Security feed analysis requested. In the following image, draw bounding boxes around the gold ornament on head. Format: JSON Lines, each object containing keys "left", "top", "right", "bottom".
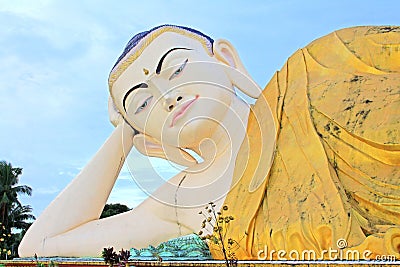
{"left": 143, "top": 68, "right": 149, "bottom": 75}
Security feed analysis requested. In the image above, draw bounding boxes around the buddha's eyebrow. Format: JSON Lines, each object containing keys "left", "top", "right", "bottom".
{"left": 123, "top": 83, "right": 148, "bottom": 111}
{"left": 156, "top": 47, "right": 192, "bottom": 74}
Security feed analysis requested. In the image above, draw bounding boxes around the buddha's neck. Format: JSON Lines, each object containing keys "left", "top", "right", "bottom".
{"left": 191, "top": 96, "right": 250, "bottom": 163}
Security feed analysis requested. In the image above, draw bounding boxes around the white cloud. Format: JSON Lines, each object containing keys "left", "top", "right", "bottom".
{"left": 0, "top": 1, "right": 112, "bottom": 50}
{"left": 0, "top": 0, "right": 51, "bottom": 19}
{"left": 35, "top": 186, "right": 60, "bottom": 195}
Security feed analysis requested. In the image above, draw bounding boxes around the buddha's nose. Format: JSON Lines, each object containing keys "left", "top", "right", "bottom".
{"left": 164, "top": 94, "right": 183, "bottom": 112}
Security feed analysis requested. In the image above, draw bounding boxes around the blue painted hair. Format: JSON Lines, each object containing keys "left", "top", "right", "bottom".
{"left": 111, "top": 24, "right": 214, "bottom": 71}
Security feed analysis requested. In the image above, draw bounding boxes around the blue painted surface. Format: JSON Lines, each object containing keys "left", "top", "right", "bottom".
{"left": 129, "top": 234, "right": 212, "bottom": 261}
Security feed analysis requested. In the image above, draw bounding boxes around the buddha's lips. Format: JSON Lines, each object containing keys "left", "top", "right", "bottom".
{"left": 170, "top": 95, "right": 199, "bottom": 127}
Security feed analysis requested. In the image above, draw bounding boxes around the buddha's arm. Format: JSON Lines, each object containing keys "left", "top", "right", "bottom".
{"left": 19, "top": 169, "right": 196, "bottom": 257}
{"left": 37, "top": 203, "right": 189, "bottom": 257}
{"left": 19, "top": 123, "right": 135, "bottom": 257}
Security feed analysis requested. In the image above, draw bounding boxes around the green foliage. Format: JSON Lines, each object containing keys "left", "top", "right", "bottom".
{"left": 0, "top": 160, "right": 35, "bottom": 259}
{"left": 102, "top": 247, "right": 130, "bottom": 267}
{"left": 9, "top": 203, "right": 35, "bottom": 230}
{"left": 102, "top": 247, "right": 119, "bottom": 266}
{"left": 100, "top": 203, "right": 131, "bottom": 219}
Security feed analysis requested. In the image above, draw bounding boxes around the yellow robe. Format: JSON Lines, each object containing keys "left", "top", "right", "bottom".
{"left": 210, "top": 26, "right": 400, "bottom": 260}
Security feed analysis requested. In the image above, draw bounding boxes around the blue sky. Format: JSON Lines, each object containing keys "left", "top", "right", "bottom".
{"left": 1, "top": 0, "right": 399, "bottom": 217}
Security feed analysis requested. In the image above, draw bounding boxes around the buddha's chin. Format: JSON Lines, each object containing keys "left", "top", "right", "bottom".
{"left": 162, "top": 118, "right": 219, "bottom": 149}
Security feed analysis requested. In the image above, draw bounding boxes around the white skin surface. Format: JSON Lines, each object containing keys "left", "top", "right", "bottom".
{"left": 19, "top": 32, "right": 269, "bottom": 257}
{"left": 114, "top": 33, "right": 236, "bottom": 150}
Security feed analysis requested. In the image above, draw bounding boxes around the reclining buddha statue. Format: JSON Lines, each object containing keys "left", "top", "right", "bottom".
{"left": 19, "top": 25, "right": 400, "bottom": 260}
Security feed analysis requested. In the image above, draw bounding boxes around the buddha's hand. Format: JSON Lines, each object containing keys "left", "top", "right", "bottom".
{"left": 108, "top": 96, "right": 124, "bottom": 127}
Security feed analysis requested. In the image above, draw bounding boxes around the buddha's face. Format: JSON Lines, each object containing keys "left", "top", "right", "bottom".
{"left": 111, "top": 32, "right": 235, "bottom": 148}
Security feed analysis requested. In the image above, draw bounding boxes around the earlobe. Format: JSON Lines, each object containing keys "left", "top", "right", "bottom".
{"left": 213, "top": 39, "right": 262, "bottom": 99}
{"left": 133, "top": 134, "right": 198, "bottom": 167}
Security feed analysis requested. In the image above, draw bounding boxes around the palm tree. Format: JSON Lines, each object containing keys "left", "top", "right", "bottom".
{"left": 0, "top": 161, "right": 32, "bottom": 229}
{"left": 8, "top": 203, "right": 35, "bottom": 231}
{"left": 8, "top": 203, "right": 35, "bottom": 258}
{"left": 0, "top": 161, "right": 35, "bottom": 259}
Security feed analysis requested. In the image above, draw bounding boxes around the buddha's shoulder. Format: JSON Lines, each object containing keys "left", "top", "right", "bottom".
{"left": 307, "top": 25, "right": 400, "bottom": 50}
{"left": 303, "top": 26, "right": 400, "bottom": 73}
{"left": 259, "top": 26, "right": 400, "bottom": 145}
{"left": 301, "top": 26, "right": 400, "bottom": 146}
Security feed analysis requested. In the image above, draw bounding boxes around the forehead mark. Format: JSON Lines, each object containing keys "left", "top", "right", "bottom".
{"left": 108, "top": 26, "right": 213, "bottom": 93}
{"left": 121, "top": 47, "right": 190, "bottom": 112}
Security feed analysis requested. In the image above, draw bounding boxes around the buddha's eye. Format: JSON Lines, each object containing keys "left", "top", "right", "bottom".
{"left": 169, "top": 59, "right": 188, "bottom": 80}
{"left": 135, "top": 96, "right": 153, "bottom": 114}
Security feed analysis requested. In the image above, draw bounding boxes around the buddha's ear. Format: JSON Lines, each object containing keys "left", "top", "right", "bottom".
{"left": 213, "top": 39, "right": 262, "bottom": 99}
{"left": 132, "top": 134, "right": 198, "bottom": 167}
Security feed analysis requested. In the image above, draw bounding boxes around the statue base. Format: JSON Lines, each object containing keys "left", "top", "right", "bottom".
{"left": 1, "top": 259, "right": 399, "bottom": 267}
